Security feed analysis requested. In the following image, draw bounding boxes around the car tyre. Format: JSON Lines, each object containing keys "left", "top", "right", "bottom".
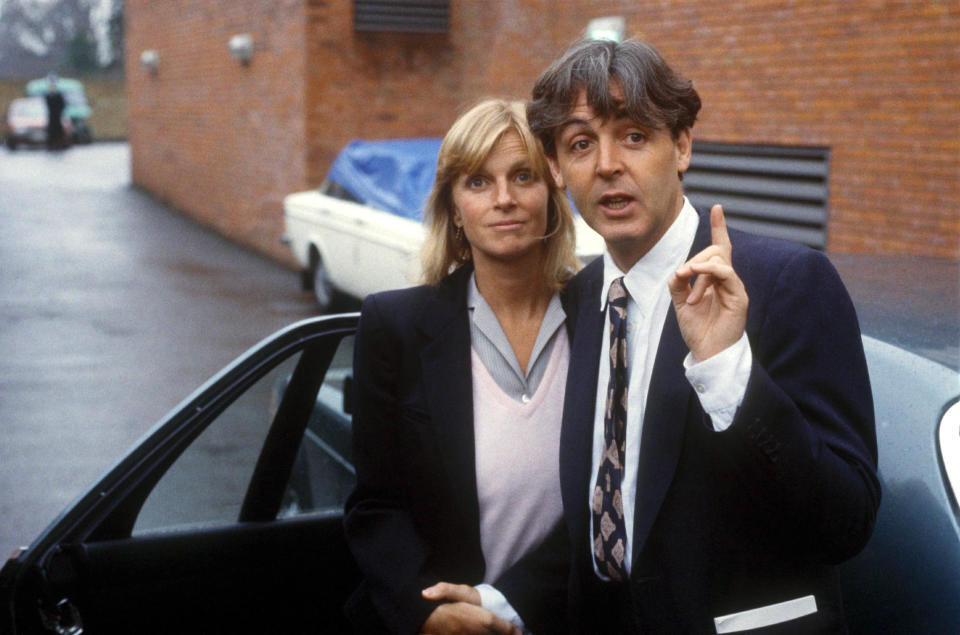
{"left": 311, "top": 256, "right": 335, "bottom": 313}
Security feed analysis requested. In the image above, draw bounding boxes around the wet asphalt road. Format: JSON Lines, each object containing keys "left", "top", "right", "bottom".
{"left": 0, "top": 143, "right": 321, "bottom": 559}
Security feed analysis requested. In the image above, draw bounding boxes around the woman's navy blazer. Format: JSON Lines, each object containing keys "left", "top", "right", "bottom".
{"left": 344, "top": 264, "right": 568, "bottom": 634}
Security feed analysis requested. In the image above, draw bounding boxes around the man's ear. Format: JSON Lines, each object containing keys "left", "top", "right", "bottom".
{"left": 676, "top": 127, "right": 693, "bottom": 176}
{"left": 546, "top": 154, "right": 565, "bottom": 189}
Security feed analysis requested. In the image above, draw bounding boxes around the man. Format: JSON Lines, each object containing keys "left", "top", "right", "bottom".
{"left": 527, "top": 38, "right": 879, "bottom": 633}
{"left": 44, "top": 73, "right": 66, "bottom": 150}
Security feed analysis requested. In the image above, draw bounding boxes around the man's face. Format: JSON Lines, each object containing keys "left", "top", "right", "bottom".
{"left": 548, "top": 85, "right": 691, "bottom": 271}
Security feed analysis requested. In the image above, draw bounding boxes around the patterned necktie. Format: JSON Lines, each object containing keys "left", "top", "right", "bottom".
{"left": 592, "top": 276, "right": 629, "bottom": 581}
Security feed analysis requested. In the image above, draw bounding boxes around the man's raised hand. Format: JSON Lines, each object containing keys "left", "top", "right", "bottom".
{"left": 667, "top": 204, "right": 748, "bottom": 361}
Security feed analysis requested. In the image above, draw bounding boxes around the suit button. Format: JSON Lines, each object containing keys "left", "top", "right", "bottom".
{"left": 521, "top": 394, "right": 531, "bottom": 404}
{"left": 695, "top": 383, "right": 706, "bottom": 393}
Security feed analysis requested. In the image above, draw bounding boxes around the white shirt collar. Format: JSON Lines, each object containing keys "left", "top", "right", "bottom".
{"left": 600, "top": 197, "right": 699, "bottom": 310}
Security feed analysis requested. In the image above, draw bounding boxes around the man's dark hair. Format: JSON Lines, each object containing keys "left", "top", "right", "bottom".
{"left": 528, "top": 38, "right": 701, "bottom": 156}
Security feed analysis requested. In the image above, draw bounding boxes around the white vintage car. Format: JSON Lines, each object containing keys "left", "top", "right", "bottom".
{"left": 283, "top": 138, "right": 604, "bottom": 310}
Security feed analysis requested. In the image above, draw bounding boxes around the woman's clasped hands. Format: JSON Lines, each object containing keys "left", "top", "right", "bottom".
{"left": 420, "top": 583, "right": 522, "bottom": 635}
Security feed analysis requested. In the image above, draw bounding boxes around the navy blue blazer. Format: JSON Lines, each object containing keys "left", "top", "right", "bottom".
{"left": 560, "top": 208, "right": 880, "bottom": 633}
{"left": 343, "top": 264, "right": 568, "bottom": 634}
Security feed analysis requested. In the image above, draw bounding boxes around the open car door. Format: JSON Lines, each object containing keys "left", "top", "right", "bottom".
{"left": 0, "top": 314, "right": 361, "bottom": 634}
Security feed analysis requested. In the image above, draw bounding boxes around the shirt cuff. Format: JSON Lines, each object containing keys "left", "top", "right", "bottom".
{"left": 683, "top": 332, "right": 752, "bottom": 431}
{"left": 475, "top": 584, "right": 527, "bottom": 632}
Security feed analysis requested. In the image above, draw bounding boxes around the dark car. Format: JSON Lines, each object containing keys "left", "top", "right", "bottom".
{"left": 3, "top": 97, "right": 72, "bottom": 151}
{"left": 0, "top": 263, "right": 957, "bottom": 633}
{"left": 831, "top": 255, "right": 960, "bottom": 632}
{"left": 0, "top": 314, "right": 360, "bottom": 634}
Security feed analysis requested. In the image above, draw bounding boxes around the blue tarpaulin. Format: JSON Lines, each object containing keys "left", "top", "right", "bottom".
{"left": 326, "top": 138, "right": 442, "bottom": 222}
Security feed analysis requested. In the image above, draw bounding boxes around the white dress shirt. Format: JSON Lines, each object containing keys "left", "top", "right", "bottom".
{"left": 589, "top": 199, "right": 752, "bottom": 579}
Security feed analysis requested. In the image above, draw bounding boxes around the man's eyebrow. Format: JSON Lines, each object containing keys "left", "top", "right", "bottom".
{"left": 557, "top": 105, "right": 632, "bottom": 134}
{"left": 557, "top": 117, "right": 592, "bottom": 134}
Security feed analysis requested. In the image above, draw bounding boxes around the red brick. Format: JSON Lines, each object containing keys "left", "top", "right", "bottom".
{"left": 125, "top": 0, "right": 960, "bottom": 261}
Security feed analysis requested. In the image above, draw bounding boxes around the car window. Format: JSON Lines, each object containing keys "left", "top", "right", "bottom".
{"left": 133, "top": 353, "right": 303, "bottom": 535}
{"left": 324, "top": 181, "right": 362, "bottom": 204}
{"left": 131, "top": 331, "right": 356, "bottom": 534}
{"left": 11, "top": 99, "right": 45, "bottom": 116}
{"left": 64, "top": 92, "right": 88, "bottom": 107}
{"left": 279, "top": 335, "right": 356, "bottom": 517}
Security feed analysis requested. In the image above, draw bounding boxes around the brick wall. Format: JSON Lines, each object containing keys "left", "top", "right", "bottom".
{"left": 126, "top": 0, "right": 959, "bottom": 261}
{"left": 597, "top": 1, "right": 959, "bottom": 257}
{"left": 126, "top": 0, "right": 308, "bottom": 265}
{"left": 301, "top": 0, "right": 571, "bottom": 185}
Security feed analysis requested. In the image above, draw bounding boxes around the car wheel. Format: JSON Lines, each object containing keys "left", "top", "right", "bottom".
{"left": 311, "top": 257, "right": 334, "bottom": 313}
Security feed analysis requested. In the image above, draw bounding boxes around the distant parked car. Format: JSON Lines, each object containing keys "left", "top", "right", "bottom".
{"left": 3, "top": 97, "right": 72, "bottom": 150}
{"left": 25, "top": 77, "right": 92, "bottom": 144}
{"left": 283, "top": 138, "right": 605, "bottom": 310}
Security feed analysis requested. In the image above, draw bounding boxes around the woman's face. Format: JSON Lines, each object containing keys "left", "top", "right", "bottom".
{"left": 451, "top": 130, "right": 550, "bottom": 268}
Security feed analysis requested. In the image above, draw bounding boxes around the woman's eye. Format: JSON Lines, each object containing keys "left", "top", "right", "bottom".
{"left": 466, "top": 176, "right": 485, "bottom": 188}
{"left": 514, "top": 171, "right": 533, "bottom": 183}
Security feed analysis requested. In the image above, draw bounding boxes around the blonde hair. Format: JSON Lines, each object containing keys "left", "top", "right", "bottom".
{"left": 421, "top": 98, "right": 578, "bottom": 289}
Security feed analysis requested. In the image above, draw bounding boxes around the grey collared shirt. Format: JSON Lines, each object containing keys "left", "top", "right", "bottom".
{"left": 466, "top": 273, "right": 566, "bottom": 403}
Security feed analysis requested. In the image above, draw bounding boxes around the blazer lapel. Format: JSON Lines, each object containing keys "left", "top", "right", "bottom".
{"left": 416, "top": 266, "right": 480, "bottom": 531}
{"left": 631, "top": 208, "right": 712, "bottom": 565}
{"left": 560, "top": 261, "right": 604, "bottom": 548}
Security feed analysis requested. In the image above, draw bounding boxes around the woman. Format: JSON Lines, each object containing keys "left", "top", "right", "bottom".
{"left": 343, "top": 99, "right": 578, "bottom": 634}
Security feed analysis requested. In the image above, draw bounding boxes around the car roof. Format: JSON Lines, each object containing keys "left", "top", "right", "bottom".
{"left": 326, "top": 138, "right": 442, "bottom": 222}
{"left": 8, "top": 96, "right": 46, "bottom": 112}
{"left": 26, "top": 77, "right": 85, "bottom": 94}
{"left": 831, "top": 254, "right": 960, "bottom": 371}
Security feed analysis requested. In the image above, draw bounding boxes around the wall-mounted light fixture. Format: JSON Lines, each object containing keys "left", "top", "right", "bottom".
{"left": 229, "top": 34, "right": 254, "bottom": 65}
{"left": 140, "top": 49, "right": 159, "bottom": 73}
{"left": 585, "top": 16, "right": 625, "bottom": 42}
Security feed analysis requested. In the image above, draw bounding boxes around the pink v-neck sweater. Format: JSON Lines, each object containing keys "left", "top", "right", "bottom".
{"left": 471, "top": 332, "right": 568, "bottom": 584}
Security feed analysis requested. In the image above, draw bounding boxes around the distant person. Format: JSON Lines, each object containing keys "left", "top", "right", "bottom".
{"left": 343, "top": 99, "right": 575, "bottom": 634}
{"left": 526, "top": 38, "right": 879, "bottom": 632}
{"left": 44, "top": 74, "right": 66, "bottom": 150}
